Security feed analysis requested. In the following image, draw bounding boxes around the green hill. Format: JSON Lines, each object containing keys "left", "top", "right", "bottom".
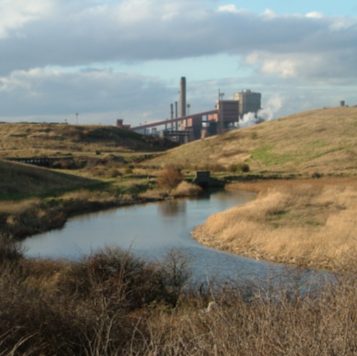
{"left": 0, "top": 160, "right": 98, "bottom": 200}
{"left": 151, "top": 107, "right": 357, "bottom": 176}
{"left": 0, "top": 123, "right": 175, "bottom": 159}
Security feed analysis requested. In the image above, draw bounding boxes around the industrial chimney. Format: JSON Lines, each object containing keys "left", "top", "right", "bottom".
{"left": 180, "top": 77, "right": 187, "bottom": 118}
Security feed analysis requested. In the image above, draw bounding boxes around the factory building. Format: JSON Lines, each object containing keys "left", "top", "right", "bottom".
{"left": 234, "top": 90, "right": 262, "bottom": 118}
{"left": 130, "top": 78, "right": 262, "bottom": 143}
{"left": 116, "top": 119, "right": 131, "bottom": 130}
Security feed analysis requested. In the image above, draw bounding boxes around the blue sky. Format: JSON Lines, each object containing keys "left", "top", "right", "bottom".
{"left": 0, "top": 0, "right": 356, "bottom": 125}
{"left": 222, "top": 0, "right": 357, "bottom": 16}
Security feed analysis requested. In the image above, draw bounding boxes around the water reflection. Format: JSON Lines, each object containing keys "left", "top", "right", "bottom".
{"left": 158, "top": 200, "right": 187, "bottom": 217}
{"left": 22, "top": 190, "right": 333, "bottom": 290}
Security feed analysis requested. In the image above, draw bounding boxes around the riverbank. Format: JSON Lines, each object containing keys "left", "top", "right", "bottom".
{"left": 1, "top": 238, "right": 355, "bottom": 355}
{"left": 0, "top": 189, "right": 166, "bottom": 239}
{"left": 193, "top": 177, "right": 357, "bottom": 271}
{"left": 0, "top": 183, "right": 204, "bottom": 240}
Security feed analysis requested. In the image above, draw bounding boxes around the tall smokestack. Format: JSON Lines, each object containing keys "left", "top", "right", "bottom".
{"left": 175, "top": 101, "right": 178, "bottom": 130}
{"left": 170, "top": 103, "right": 174, "bottom": 119}
{"left": 170, "top": 103, "right": 174, "bottom": 130}
{"left": 180, "top": 77, "right": 186, "bottom": 118}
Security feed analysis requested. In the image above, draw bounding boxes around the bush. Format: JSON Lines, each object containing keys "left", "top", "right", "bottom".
{"left": 58, "top": 248, "right": 190, "bottom": 309}
{"left": 171, "top": 181, "right": 202, "bottom": 197}
{"left": 228, "top": 163, "right": 250, "bottom": 173}
{"left": 0, "top": 234, "right": 23, "bottom": 263}
{"left": 312, "top": 171, "right": 322, "bottom": 179}
{"left": 157, "top": 165, "right": 184, "bottom": 190}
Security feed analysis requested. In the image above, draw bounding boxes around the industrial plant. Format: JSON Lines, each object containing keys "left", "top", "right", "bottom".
{"left": 119, "top": 77, "right": 262, "bottom": 143}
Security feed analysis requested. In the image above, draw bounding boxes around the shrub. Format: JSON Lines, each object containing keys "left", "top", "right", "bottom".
{"left": 0, "top": 234, "right": 23, "bottom": 263}
{"left": 58, "top": 248, "right": 190, "bottom": 309}
{"left": 171, "top": 181, "right": 202, "bottom": 197}
{"left": 157, "top": 165, "right": 184, "bottom": 190}
{"left": 312, "top": 171, "right": 322, "bottom": 179}
{"left": 228, "top": 163, "right": 250, "bottom": 173}
{"left": 251, "top": 132, "right": 258, "bottom": 139}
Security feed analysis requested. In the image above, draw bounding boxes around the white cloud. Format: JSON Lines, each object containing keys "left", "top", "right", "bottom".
{"left": 262, "top": 9, "right": 277, "bottom": 19}
{"left": 262, "top": 59, "right": 296, "bottom": 78}
{"left": 306, "top": 12, "right": 323, "bottom": 19}
{"left": 0, "top": 0, "right": 53, "bottom": 38}
{"left": 217, "top": 4, "right": 240, "bottom": 14}
{"left": 0, "top": 1, "right": 356, "bottom": 123}
{"left": 0, "top": 67, "right": 176, "bottom": 124}
{"left": 246, "top": 52, "right": 300, "bottom": 78}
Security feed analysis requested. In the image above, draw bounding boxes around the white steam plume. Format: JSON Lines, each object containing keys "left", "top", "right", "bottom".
{"left": 239, "top": 95, "right": 283, "bottom": 128}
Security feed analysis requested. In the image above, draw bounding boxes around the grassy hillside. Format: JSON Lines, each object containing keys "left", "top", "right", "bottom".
{"left": 0, "top": 123, "right": 175, "bottom": 159}
{"left": 0, "top": 160, "right": 99, "bottom": 200}
{"left": 151, "top": 107, "right": 357, "bottom": 176}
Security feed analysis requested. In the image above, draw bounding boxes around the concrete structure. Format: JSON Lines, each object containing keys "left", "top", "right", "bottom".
{"left": 194, "top": 171, "right": 211, "bottom": 187}
{"left": 217, "top": 100, "right": 239, "bottom": 131}
{"left": 116, "top": 119, "right": 131, "bottom": 130}
{"left": 234, "top": 90, "right": 261, "bottom": 118}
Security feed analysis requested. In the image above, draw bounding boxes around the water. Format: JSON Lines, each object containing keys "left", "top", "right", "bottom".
{"left": 22, "top": 191, "right": 332, "bottom": 290}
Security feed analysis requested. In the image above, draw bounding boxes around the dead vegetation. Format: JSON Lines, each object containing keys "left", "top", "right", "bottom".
{"left": 0, "top": 237, "right": 355, "bottom": 355}
{"left": 157, "top": 165, "right": 184, "bottom": 191}
{"left": 171, "top": 181, "right": 202, "bottom": 197}
{"left": 194, "top": 178, "right": 357, "bottom": 270}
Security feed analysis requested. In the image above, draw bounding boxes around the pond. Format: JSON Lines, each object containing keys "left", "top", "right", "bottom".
{"left": 23, "top": 191, "right": 332, "bottom": 291}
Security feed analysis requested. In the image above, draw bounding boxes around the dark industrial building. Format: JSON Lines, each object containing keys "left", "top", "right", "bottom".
{"left": 129, "top": 77, "right": 262, "bottom": 143}
{"left": 234, "top": 90, "right": 262, "bottom": 118}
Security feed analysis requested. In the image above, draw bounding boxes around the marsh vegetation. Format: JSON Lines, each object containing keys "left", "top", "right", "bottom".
{"left": 0, "top": 237, "right": 355, "bottom": 355}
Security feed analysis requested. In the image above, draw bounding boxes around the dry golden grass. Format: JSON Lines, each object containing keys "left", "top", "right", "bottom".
{"left": 0, "top": 198, "right": 40, "bottom": 214}
{"left": 150, "top": 107, "right": 357, "bottom": 176}
{"left": 194, "top": 178, "right": 357, "bottom": 270}
{"left": 171, "top": 181, "right": 202, "bottom": 197}
{"left": 0, "top": 122, "right": 173, "bottom": 159}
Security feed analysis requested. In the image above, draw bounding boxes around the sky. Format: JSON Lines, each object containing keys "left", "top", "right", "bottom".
{"left": 0, "top": 0, "right": 356, "bottom": 126}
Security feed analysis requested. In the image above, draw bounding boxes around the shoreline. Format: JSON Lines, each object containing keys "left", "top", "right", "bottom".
{"left": 1, "top": 183, "right": 205, "bottom": 241}
{"left": 1, "top": 193, "right": 165, "bottom": 240}
{"left": 192, "top": 177, "right": 357, "bottom": 272}
{"left": 2, "top": 176, "right": 356, "bottom": 272}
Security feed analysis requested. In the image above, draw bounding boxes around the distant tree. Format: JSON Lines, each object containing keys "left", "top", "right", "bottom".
{"left": 157, "top": 165, "right": 183, "bottom": 190}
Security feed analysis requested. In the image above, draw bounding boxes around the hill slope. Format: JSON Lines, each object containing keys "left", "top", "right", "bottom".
{"left": 151, "top": 107, "right": 357, "bottom": 176}
{"left": 0, "top": 123, "right": 175, "bottom": 158}
{"left": 0, "top": 160, "right": 98, "bottom": 200}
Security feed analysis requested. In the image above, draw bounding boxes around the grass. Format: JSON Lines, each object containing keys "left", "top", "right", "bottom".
{"left": 0, "top": 159, "right": 161, "bottom": 238}
{"left": 0, "top": 159, "right": 101, "bottom": 200}
{"left": 193, "top": 177, "right": 357, "bottom": 270}
{"left": 0, "top": 239, "right": 355, "bottom": 355}
{"left": 149, "top": 107, "right": 357, "bottom": 176}
{"left": 251, "top": 145, "right": 298, "bottom": 166}
{"left": 0, "top": 123, "right": 175, "bottom": 159}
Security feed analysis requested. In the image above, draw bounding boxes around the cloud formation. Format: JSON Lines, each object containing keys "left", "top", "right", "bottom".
{"left": 0, "top": 0, "right": 356, "bottom": 123}
{"left": 0, "top": 1, "right": 356, "bottom": 77}
{"left": 0, "top": 67, "right": 175, "bottom": 122}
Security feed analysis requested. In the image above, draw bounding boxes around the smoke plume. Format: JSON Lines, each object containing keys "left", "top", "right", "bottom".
{"left": 239, "top": 95, "right": 283, "bottom": 128}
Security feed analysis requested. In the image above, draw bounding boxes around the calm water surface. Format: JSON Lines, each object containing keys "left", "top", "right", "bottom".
{"left": 23, "top": 191, "right": 332, "bottom": 290}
